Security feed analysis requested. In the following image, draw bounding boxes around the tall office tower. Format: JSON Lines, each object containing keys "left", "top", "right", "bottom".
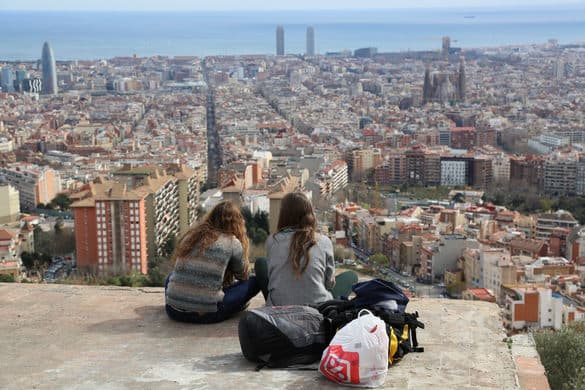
{"left": 458, "top": 56, "right": 466, "bottom": 102}
{"left": 1, "top": 66, "right": 14, "bottom": 92}
{"left": 306, "top": 26, "right": 315, "bottom": 56}
{"left": 442, "top": 36, "right": 451, "bottom": 62}
{"left": 41, "top": 41, "right": 58, "bottom": 95}
{"left": 276, "top": 25, "right": 285, "bottom": 56}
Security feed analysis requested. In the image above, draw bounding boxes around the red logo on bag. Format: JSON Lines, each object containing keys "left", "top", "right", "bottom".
{"left": 320, "top": 345, "right": 360, "bottom": 384}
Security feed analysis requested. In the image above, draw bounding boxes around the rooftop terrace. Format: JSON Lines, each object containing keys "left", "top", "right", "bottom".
{"left": 1, "top": 283, "right": 546, "bottom": 389}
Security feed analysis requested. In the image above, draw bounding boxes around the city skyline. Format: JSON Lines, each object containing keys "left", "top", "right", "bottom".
{"left": 1, "top": 0, "right": 583, "bottom": 11}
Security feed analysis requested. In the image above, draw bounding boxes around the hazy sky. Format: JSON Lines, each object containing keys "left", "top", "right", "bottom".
{"left": 1, "top": 0, "right": 583, "bottom": 11}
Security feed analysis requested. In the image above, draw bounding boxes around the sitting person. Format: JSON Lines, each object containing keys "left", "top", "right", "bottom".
{"left": 165, "top": 201, "right": 260, "bottom": 323}
{"left": 255, "top": 192, "right": 357, "bottom": 306}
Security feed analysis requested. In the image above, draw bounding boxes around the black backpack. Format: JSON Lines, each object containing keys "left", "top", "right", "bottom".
{"left": 316, "top": 279, "right": 425, "bottom": 365}
{"left": 238, "top": 305, "right": 329, "bottom": 370}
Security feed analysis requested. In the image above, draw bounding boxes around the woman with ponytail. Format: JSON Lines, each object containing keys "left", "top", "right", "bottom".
{"left": 165, "top": 201, "right": 260, "bottom": 323}
{"left": 259, "top": 192, "right": 356, "bottom": 306}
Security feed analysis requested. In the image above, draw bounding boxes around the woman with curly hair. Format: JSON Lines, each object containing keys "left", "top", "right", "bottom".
{"left": 255, "top": 192, "right": 357, "bottom": 306}
{"left": 165, "top": 200, "right": 260, "bottom": 323}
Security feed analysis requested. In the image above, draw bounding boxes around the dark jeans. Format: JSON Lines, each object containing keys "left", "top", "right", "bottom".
{"left": 253, "top": 257, "right": 358, "bottom": 300}
{"left": 165, "top": 274, "right": 260, "bottom": 324}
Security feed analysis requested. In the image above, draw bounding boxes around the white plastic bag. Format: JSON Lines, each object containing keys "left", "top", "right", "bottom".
{"left": 319, "top": 309, "right": 389, "bottom": 388}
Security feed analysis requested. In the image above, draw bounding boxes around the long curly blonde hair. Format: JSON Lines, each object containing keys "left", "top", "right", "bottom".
{"left": 174, "top": 201, "right": 249, "bottom": 287}
{"left": 276, "top": 192, "right": 317, "bottom": 278}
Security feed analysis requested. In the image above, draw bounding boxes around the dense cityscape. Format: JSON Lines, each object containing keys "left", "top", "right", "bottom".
{"left": 1, "top": 25, "right": 585, "bottom": 343}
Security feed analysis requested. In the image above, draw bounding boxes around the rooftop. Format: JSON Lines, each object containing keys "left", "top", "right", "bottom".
{"left": 0, "top": 283, "right": 544, "bottom": 389}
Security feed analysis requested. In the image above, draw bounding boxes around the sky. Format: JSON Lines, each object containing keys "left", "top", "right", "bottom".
{"left": 1, "top": 0, "right": 583, "bottom": 11}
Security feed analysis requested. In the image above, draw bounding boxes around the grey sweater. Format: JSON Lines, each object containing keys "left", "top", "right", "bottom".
{"left": 265, "top": 231, "right": 335, "bottom": 306}
{"left": 165, "top": 233, "right": 246, "bottom": 313}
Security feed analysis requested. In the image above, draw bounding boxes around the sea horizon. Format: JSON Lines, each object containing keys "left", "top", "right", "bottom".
{"left": 1, "top": 8, "right": 585, "bottom": 61}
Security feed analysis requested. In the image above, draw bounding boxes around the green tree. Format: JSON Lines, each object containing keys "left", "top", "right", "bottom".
{"left": 251, "top": 228, "right": 268, "bottom": 245}
{"left": 253, "top": 211, "right": 269, "bottom": 233}
{"left": 452, "top": 192, "right": 465, "bottom": 203}
{"left": 20, "top": 251, "right": 36, "bottom": 270}
{"left": 534, "top": 321, "right": 585, "bottom": 390}
{"left": 51, "top": 193, "right": 73, "bottom": 210}
{"left": 161, "top": 234, "right": 176, "bottom": 257}
{"left": 147, "top": 267, "right": 166, "bottom": 287}
{"left": 538, "top": 197, "right": 553, "bottom": 212}
{"left": 369, "top": 253, "right": 389, "bottom": 268}
{"left": 0, "top": 274, "right": 15, "bottom": 282}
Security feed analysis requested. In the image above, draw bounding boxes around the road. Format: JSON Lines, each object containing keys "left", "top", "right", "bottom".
{"left": 352, "top": 247, "right": 445, "bottom": 298}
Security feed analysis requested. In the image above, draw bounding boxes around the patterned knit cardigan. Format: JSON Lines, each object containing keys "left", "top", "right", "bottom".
{"left": 165, "top": 234, "right": 246, "bottom": 313}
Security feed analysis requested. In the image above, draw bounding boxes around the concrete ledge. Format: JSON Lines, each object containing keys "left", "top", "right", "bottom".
{"left": 1, "top": 283, "right": 520, "bottom": 389}
{"left": 510, "top": 334, "right": 550, "bottom": 390}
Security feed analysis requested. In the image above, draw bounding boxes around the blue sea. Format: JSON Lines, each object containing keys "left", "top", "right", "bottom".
{"left": 1, "top": 8, "right": 585, "bottom": 60}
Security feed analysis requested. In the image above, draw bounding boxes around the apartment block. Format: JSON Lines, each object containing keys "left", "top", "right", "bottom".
{"left": 165, "top": 163, "right": 201, "bottom": 235}
{"left": 374, "top": 153, "right": 406, "bottom": 186}
{"left": 72, "top": 178, "right": 148, "bottom": 275}
{"left": 316, "top": 160, "right": 348, "bottom": 198}
{"left": 502, "top": 287, "right": 562, "bottom": 332}
{"left": 543, "top": 154, "right": 577, "bottom": 194}
{"left": 0, "top": 163, "right": 61, "bottom": 210}
{"left": 352, "top": 148, "right": 382, "bottom": 182}
{"left": 115, "top": 167, "right": 179, "bottom": 260}
{"left": 535, "top": 211, "right": 578, "bottom": 240}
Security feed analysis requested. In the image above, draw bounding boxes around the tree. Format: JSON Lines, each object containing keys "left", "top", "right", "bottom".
{"left": 534, "top": 321, "right": 585, "bottom": 390}
{"left": 253, "top": 211, "right": 269, "bottom": 233}
{"left": 0, "top": 274, "right": 15, "bottom": 282}
{"left": 241, "top": 207, "right": 269, "bottom": 245}
{"left": 451, "top": 192, "right": 465, "bottom": 204}
{"left": 538, "top": 197, "right": 553, "bottom": 212}
{"left": 51, "top": 193, "right": 73, "bottom": 210}
{"left": 161, "top": 234, "right": 176, "bottom": 257}
{"left": 369, "top": 253, "right": 389, "bottom": 268}
{"left": 21, "top": 251, "right": 36, "bottom": 270}
{"left": 250, "top": 228, "right": 268, "bottom": 246}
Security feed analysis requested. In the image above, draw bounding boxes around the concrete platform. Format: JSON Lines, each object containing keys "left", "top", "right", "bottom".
{"left": 1, "top": 283, "right": 521, "bottom": 389}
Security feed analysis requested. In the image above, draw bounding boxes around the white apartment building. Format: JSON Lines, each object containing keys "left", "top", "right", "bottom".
{"left": 0, "top": 164, "right": 61, "bottom": 210}
{"left": 317, "top": 160, "right": 348, "bottom": 198}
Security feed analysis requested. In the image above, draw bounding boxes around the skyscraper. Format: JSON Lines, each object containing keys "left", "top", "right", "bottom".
{"left": 442, "top": 36, "right": 451, "bottom": 62}
{"left": 276, "top": 26, "right": 284, "bottom": 56}
{"left": 1, "top": 66, "right": 14, "bottom": 92}
{"left": 41, "top": 41, "right": 58, "bottom": 95}
{"left": 306, "top": 26, "right": 315, "bottom": 56}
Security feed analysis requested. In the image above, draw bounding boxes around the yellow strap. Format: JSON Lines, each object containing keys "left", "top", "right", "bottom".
{"left": 389, "top": 328, "right": 398, "bottom": 364}
{"left": 402, "top": 324, "right": 409, "bottom": 342}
